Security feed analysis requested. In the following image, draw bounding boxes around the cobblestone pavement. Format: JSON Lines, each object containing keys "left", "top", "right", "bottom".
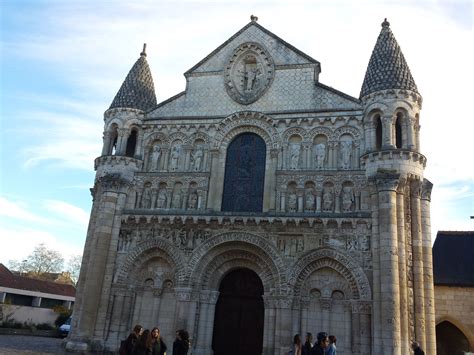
{"left": 0, "top": 335, "right": 63, "bottom": 354}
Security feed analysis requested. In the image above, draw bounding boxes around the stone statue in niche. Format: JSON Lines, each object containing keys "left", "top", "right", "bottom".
{"left": 322, "top": 187, "right": 334, "bottom": 212}
{"left": 157, "top": 189, "right": 167, "bottom": 209}
{"left": 340, "top": 141, "right": 352, "bottom": 169}
{"left": 170, "top": 145, "right": 181, "bottom": 171}
{"left": 315, "top": 143, "right": 326, "bottom": 169}
{"left": 188, "top": 192, "right": 198, "bottom": 209}
{"left": 360, "top": 235, "right": 370, "bottom": 251}
{"left": 347, "top": 235, "right": 358, "bottom": 251}
{"left": 342, "top": 186, "right": 354, "bottom": 212}
{"left": 238, "top": 55, "right": 263, "bottom": 92}
{"left": 171, "top": 189, "right": 182, "bottom": 209}
{"left": 151, "top": 144, "right": 161, "bottom": 170}
{"left": 305, "top": 191, "right": 315, "bottom": 211}
{"left": 118, "top": 230, "right": 132, "bottom": 251}
{"left": 287, "top": 192, "right": 297, "bottom": 212}
{"left": 190, "top": 146, "right": 204, "bottom": 171}
{"left": 140, "top": 187, "right": 152, "bottom": 209}
{"left": 289, "top": 144, "right": 300, "bottom": 169}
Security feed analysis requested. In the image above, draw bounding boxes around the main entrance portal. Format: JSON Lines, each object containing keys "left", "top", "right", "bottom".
{"left": 212, "top": 268, "right": 264, "bottom": 355}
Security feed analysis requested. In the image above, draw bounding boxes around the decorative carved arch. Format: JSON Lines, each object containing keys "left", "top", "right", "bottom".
{"left": 301, "top": 278, "right": 351, "bottom": 299}
{"left": 144, "top": 132, "right": 170, "bottom": 149}
{"left": 436, "top": 316, "right": 474, "bottom": 349}
{"left": 308, "top": 127, "right": 334, "bottom": 141}
{"left": 334, "top": 126, "right": 362, "bottom": 141}
{"left": 189, "top": 131, "right": 211, "bottom": 146}
{"left": 196, "top": 246, "right": 278, "bottom": 293}
{"left": 187, "top": 231, "right": 286, "bottom": 292}
{"left": 214, "top": 111, "right": 279, "bottom": 149}
{"left": 281, "top": 127, "right": 308, "bottom": 143}
{"left": 115, "top": 237, "right": 187, "bottom": 285}
{"left": 168, "top": 132, "right": 189, "bottom": 145}
{"left": 363, "top": 102, "right": 389, "bottom": 120}
{"left": 105, "top": 120, "right": 123, "bottom": 131}
{"left": 288, "top": 247, "right": 371, "bottom": 300}
{"left": 123, "top": 118, "right": 143, "bottom": 130}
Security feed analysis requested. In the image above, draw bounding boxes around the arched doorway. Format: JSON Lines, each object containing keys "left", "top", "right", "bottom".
{"left": 436, "top": 320, "right": 470, "bottom": 355}
{"left": 212, "top": 268, "right": 264, "bottom": 355}
{"left": 221, "top": 133, "right": 266, "bottom": 212}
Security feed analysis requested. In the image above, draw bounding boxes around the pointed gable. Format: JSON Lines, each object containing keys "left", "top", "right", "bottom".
{"left": 110, "top": 45, "right": 157, "bottom": 111}
{"left": 185, "top": 21, "right": 320, "bottom": 75}
{"left": 360, "top": 19, "right": 418, "bottom": 98}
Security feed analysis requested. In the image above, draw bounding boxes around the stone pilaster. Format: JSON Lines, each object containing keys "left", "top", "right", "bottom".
{"left": 421, "top": 179, "right": 436, "bottom": 354}
{"left": 193, "top": 290, "right": 219, "bottom": 355}
{"left": 206, "top": 149, "right": 221, "bottom": 210}
{"left": 375, "top": 173, "right": 401, "bottom": 355}
{"left": 410, "top": 179, "right": 426, "bottom": 350}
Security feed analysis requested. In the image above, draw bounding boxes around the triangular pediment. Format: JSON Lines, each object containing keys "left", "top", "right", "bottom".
{"left": 185, "top": 21, "right": 320, "bottom": 75}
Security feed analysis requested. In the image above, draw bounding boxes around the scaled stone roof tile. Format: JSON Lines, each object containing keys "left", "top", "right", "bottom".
{"left": 110, "top": 52, "right": 157, "bottom": 112}
{"left": 360, "top": 19, "right": 418, "bottom": 98}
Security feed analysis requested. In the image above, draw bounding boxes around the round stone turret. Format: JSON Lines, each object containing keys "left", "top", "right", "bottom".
{"left": 360, "top": 20, "right": 424, "bottom": 179}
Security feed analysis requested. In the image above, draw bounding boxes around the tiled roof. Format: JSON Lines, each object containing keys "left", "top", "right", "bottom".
{"left": 360, "top": 19, "right": 418, "bottom": 98}
{"left": 110, "top": 46, "right": 157, "bottom": 112}
{"left": 0, "top": 264, "right": 76, "bottom": 297}
{"left": 433, "top": 231, "right": 474, "bottom": 287}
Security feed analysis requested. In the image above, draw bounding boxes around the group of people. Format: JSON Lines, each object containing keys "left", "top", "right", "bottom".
{"left": 120, "top": 325, "right": 190, "bottom": 355}
{"left": 288, "top": 332, "right": 425, "bottom": 355}
{"left": 288, "top": 332, "right": 336, "bottom": 355}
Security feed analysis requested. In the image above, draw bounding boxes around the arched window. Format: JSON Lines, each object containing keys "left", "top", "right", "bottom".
{"left": 395, "top": 113, "right": 403, "bottom": 148}
{"left": 375, "top": 115, "right": 382, "bottom": 149}
{"left": 222, "top": 133, "right": 266, "bottom": 212}
{"left": 125, "top": 129, "right": 138, "bottom": 157}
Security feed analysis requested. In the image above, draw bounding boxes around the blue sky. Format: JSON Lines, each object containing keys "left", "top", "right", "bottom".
{"left": 1, "top": 0, "right": 473, "bottom": 265}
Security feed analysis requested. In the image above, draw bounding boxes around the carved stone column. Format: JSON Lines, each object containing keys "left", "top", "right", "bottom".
{"left": 183, "top": 146, "right": 192, "bottom": 170}
{"left": 321, "top": 298, "right": 332, "bottom": 333}
{"left": 116, "top": 128, "right": 128, "bottom": 155}
{"left": 376, "top": 173, "right": 401, "bottom": 354}
{"left": 410, "top": 179, "right": 426, "bottom": 350}
{"left": 364, "top": 121, "right": 375, "bottom": 152}
{"left": 280, "top": 190, "right": 287, "bottom": 212}
{"left": 396, "top": 179, "right": 410, "bottom": 354}
{"left": 359, "top": 301, "right": 372, "bottom": 354}
{"left": 162, "top": 148, "right": 170, "bottom": 171}
{"left": 206, "top": 149, "right": 221, "bottom": 210}
{"left": 351, "top": 301, "right": 361, "bottom": 355}
{"left": 421, "top": 179, "right": 436, "bottom": 354}
{"left": 302, "top": 142, "right": 311, "bottom": 169}
{"left": 316, "top": 190, "right": 322, "bottom": 212}
{"left": 297, "top": 188, "right": 304, "bottom": 213}
{"left": 274, "top": 297, "right": 293, "bottom": 354}
{"left": 262, "top": 296, "right": 276, "bottom": 355}
{"left": 150, "top": 288, "right": 162, "bottom": 329}
{"left": 334, "top": 186, "right": 341, "bottom": 213}
{"left": 194, "top": 290, "right": 219, "bottom": 355}
{"left": 166, "top": 188, "right": 172, "bottom": 209}
{"left": 102, "top": 131, "right": 111, "bottom": 156}
{"left": 382, "top": 115, "right": 394, "bottom": 148}
{"left": 328, "top": 141, "right": 336, "bottom": 169}
{"left": 174, "top": 287, "right": 193, "bottom": 331}
{"left": 407, "top": 117, "right": 415, "bottom": 150}
{"left": 135, "top": 130, "right": 144, "bottom": 159}
{"left": 264, "top": 148, "right": 279, "bottom": 212}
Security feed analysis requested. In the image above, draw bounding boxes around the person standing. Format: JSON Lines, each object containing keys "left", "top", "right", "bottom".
{"left": 310, "top": 332, "right": 329, "bottom": 355}
{"left": 411, "top": 341, "right": 425, "bottom": 355}
{"left": 121, "top": 325, "right": 143, "bottom": 355}
{"left": 132, "top": 329, "right": 152, "bottom": 355}
{"left": 326, "top": 335, "right": 337, "bottom": 355}
{"left": 173, "top": 329, "right": 190, "bottom": 355}
{"left": 302, "top": 333, "right": 313, "bottom": 355}
{"left": 150, "top": 327, "right": 167, "bottom": 355}
{"left": 287, "top": 334, "right": 302, "bottom": 355}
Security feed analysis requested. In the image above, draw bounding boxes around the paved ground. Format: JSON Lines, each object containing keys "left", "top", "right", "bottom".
{"left": 0, "top": 335, "right": 63, "bottom": 354}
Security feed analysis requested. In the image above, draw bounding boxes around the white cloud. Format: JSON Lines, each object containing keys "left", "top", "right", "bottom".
{"left": 44, "top": 200, "right": 90, "bottom": 228}
{"left": 0, "top": 197, "right": 51, "bottom": 224}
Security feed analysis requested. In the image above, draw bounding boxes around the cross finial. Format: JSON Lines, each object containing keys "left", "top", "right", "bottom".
{"left": 250, "top": 15, "right": 258, "bottom": 22}
{"left": 382, "top": 18, "right": 390, "bottom": 28}
{"left": 140, "top": 43, "right": 147, "bottom": 57}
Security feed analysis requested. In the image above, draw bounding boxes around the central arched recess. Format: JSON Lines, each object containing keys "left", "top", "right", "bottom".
{"left": 212, "top": 268, "right": 264, "bottom": 355}
{"left": 436, "top": 321, "right": 471, "bottom": 355}
{"left": 222, "top": 133, "right": 266, "bottom": 212}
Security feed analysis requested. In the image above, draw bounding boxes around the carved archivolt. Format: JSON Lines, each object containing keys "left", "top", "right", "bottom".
{"left": 168, "top": 132, "right": 189, "bottom": 145}
{"left": 189, "top": 131, "right": 211, "bottom": 145}
{"left": 288, "top": 247, "right": 371, "bottom": 300}
{"left": 115, "top": 237, "right": 187, "bottom": 285}
{"left": 308, "top": 126, "right": 334, "bottom": 141}
{"left": 334, "top": 126, "right": 362, "bottom": 140}
{"left": 281, "top": 127, "right": 309, "bottom": 142}
{"left": 143, "top": 132, "right": 170, "bottom": 148}
{"left": 214, "top": 111, "right": 279, "bottom": 149}
{"left": 187, "top": 231, "right": 286, "bottom": 292}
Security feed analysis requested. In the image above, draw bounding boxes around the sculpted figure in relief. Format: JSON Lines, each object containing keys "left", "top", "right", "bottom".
{"left": 305, "top": 191, "right": 315, "bottom": 211}
{"left": 342, "top": 186, "right": 355, "bottom": 212}
{"left": 170, "top": 145, "right": 181, "bottom": 171}
{"left": 151, "top": 144, "right": 161, "bottom": 170}
{"left": 171, "top": 189, "right": 182, "bottom": 209}
{"left": 140, "top": 187, "right": 152, "bottom": 209}
{"left": 191, "top": 146, "right": 204, "bottom": 171}
{"left": 340, "top": 141, "right": 352, "bottom": 169}
{"left": 322, "top": 187, "right": 334, "bottom": 212}
{"left": 157, "top": 189, "right": 167, "bottom": 209}
{"left": 188, "top": 192, "right": 198, "bottom": 209}
{"left": 289, "top": 144, "right": 300, "bottom": 169}
{"left": 287, "top": 192, "right": 297, "bottom": 212}
{"left": 315, "top": 143, "right": 326, "bottom": 169}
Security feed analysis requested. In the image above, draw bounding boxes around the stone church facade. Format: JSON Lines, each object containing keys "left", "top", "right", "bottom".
{"left": 66, "top": 18, "right": 436, "bottom": 355}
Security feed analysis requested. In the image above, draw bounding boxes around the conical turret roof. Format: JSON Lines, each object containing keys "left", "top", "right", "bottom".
{"left": 110, "top": 44, "right": 157, "bottom": 111}
{"left": 360, "top": 19, "right": 418, "bottom": 98}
